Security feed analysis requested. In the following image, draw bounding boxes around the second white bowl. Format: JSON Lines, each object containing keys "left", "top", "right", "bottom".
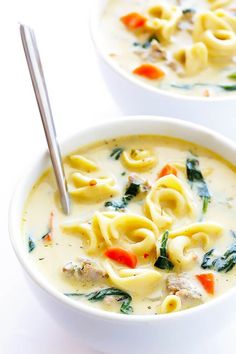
{"left": 90, "top": 0, "right": 236, "bottom": 139}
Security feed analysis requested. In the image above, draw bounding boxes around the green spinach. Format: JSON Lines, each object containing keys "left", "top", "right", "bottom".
{"left": 105, "top": 181, "right": 140, "bottom": 211}
{"left": 227, "top": 72, "right": 236, "bottom": 80}
{"left": 65, "top": 287, "right": 133, "bottom": 314}
{"left": 186, "top": 158, "right": 211, "bottom": 214}
{"left": 201, "top": 244, "right": 236, "bottom": 273}
{"left": 133, "top": 35, "right": 160, "bottom": 49}
{"left": 28, "top": 236, "right": 36, "bottom": 253}
{"left": 110, "top": 147, "right": 124, "bottom": 160}
{"left": 230, "top": 230, "right": 236, "bottom": 239}
{"left": 154, "top": 231, "right": 174, "bottom": 270}
{"left": 219, "top": 84, "right": 236, "bottom": 91}
{"left": 182, "top": 8, "right": 196, "bottom": 14}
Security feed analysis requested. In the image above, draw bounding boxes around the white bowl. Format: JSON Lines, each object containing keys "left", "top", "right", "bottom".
{"left": 9, "top": 116, "right": 236, "bottom": 354}
{"left": 90, "top": 1, "right": 236, "bottom": 138}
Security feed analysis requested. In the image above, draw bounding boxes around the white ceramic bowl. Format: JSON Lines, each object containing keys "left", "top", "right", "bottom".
{"left": 90, "top": 1, "right": 236, "bottom": 138}
{"left": 9, "top": 117, "right": 236, "bottom": 354}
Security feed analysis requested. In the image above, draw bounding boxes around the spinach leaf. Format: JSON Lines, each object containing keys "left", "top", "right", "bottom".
{"left": 230, "top": 230, "right": 236, "bottom": 239}
{"left": 105, "top": 181, "right": 140, "bottom": 211}
{"left": 227, "top": 72, "right": 236, "bottom": 80}
{"left": 182, "top": 8, "right": 196, "bottom": 14}
{"left": 201, "top": 244, "right": 236, "bottom": 273}
{"left": 65, "top": 287, "right": 133, "bottom": 314}
{"left": 142, "top": 34, "right": 160, "bottom": 48}
{"left": 201, "top": 248, "right": 215, "bottom": 269}
{"left": 154, "top": 231, "right": 174, "bottom": 270}
{"left": 219, "top": 84, "right": 236, "bottom": 91}
{"left": 105, "top": 200, "right": 127, "bottom": 211}
{"left": 110, "top": 147, "right": 124, "bottom": 160}
{"left": 124, "top": 181, "right": 140, "bottom": 200}
{"left": 133, "top": 35, "right": 160, "bottom": 49}
{"left": 171, "top": 83, "right": 193, "bottom": 90}
{"left": 28, "top": 235, "right": 36, "bottom": 253}
{"left": 171, "top": 83, "right": 236, "bottom": 92}
{"left": 202, "top": 196, "right": 210, "bottom": 214}
{"left": 186, "top": 158, "right": 211, "bottom": 214}
{"left": 171, "top": 83, "right": 208, "bottom": 90}
{"left": 213, "top": 254, "right": 236, "bottom": 273}
{"left": 41, "top": 230, "right": 51, "bottom": 239}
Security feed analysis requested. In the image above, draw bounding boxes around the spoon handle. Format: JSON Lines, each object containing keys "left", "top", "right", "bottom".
{"left": 20, "top": 24, "right": 70, "bottom": 215}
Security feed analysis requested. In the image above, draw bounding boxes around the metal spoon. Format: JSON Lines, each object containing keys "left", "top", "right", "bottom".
{"left": 20, "top": 24, "right": 70, "bottom": 215}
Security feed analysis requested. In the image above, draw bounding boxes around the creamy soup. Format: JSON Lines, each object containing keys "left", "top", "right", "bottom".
{"left": 22, "top": 135, "right": 236, "bottom": 315}
{"left": 100, "top": 0, "right": 236, "bottom": 97}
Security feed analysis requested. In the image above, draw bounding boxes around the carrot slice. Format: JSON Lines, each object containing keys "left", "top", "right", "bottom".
{"left": 196, "top": 273, "right": 215, "bottom": 295}
{"left": 42, "top": 232, "right": 52, "bottom": 243}
{"left": 105, "top": 247, "right": 137, "bottom": 268}
{"left": 120, "top": 12, "right": 147, "bottom": 30}
{"left": 159, "top": 164, "right": 178, "bottom": 178}
{"left": 133, "top": 64, "right": 165, "bottom": 80}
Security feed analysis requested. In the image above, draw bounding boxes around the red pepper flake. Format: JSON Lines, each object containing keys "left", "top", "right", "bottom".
{"left": 144, "top": 253, "right": 149, "bottom": 259}
{"left": 89, "top": 179, "right": 97, "bottom": 186}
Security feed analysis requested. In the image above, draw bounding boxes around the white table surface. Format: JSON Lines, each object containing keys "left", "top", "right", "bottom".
{"left": 1, "top": 1, "right": 236, "bottom": 353}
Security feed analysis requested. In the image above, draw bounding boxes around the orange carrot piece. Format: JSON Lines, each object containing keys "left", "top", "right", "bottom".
{"left": 133, "top": 64, "right": 165, "bottom": 80}
{"left": 196, "top": 273, "right": 215, "bottom": 295}
{"left": 120, "top": 12, "right": 147, "bottom": 30}
{"left": 42, "top": 232, "right": 52, "bottom": 242}
{"left": 105, "top": 247, "right": 137, "bottom": 268}
{"left": 159, "top": 164, "right": 178, "bottom": 178}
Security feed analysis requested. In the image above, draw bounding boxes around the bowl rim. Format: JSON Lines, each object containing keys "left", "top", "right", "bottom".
{"left": 8, "top": 115, "right": 236, "bottom": 323}
{"left": 89, "top": 0, "right": 236, "bottom": 103}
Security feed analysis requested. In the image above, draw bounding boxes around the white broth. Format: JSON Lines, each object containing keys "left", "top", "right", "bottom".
{"left": 100, "top": 0, "right": 236, "bottom": 97}
{"left": 22, "top": 135, "right": 236, "bottom": 315}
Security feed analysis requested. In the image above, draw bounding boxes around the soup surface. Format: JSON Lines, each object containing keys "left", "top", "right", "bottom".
{"left": 23, "top": 135, "right": 236, "bottom": 315}
{"left": 100, "top": 0, "right": 236, "bottom": 97}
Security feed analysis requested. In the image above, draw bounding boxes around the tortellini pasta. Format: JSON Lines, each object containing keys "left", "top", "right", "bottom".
{"left": 200, "top": 29, "right": 236, "bottom": 58}
{"left": 68, "top": 155, "right": 98, "bottom": 172}
{"left": 109, "top": 213, "right": 159, "bottom": 255}
{"left": 208, "top": 0, "right": 232, "bottom": 10}
{"left": 169, "top": 221, "right": 223, "bottom": 246}
{"left": 145, "top": 4, "right": 182, "bottom": 41}
{"left": 61, "top": 212, "right": 159, "bottom": 255}
{"left": 104, "top": 260, "right": 162, "bottom": 295}
{"left": 215, "top": 9, "right": 236, "bottom": 32}
{"left": 61, "top": 212, "right": 117, "bottom": 253}
{"left": 193, "top": 11, "right": 236, "bottom": 59}
{"left": 144, "top": 175, "right": 196, "bottom": 229}
{"left": 168, "top": 235, "right": 197, "bottom": 269}
{"left": 121, "top": 148, "right": 157, "bottom": 171}
{"left": 167, "top": 222, "right": 223, "bottom": 269}
{"left": 69, "top": 172, "right": 119, "bottom": 202}
{"left": 160, "top": 295, "right": 182, "bottom": 313}
{"left": 174, "top": 42, "right": 208, "bottom": 76}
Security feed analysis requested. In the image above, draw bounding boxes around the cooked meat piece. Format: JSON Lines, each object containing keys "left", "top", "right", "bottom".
{"left": 166, "top": 60, "right": 184, "bottom": 76}
{"left": 63, "top": 257, "right": 107, "bottom": 282}
{"left": 167, "top": 273, "right": 202, "bottom": 300}
{"left": 134, "top": 39, "right": 167, "bottom": 62}
{"left": 177, "top": 20, "right": 194, "bottom": 31}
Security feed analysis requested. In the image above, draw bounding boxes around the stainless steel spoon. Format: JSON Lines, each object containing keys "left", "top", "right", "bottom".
{"left": 20, "top": 24, "right": 70, "bottom": 215}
